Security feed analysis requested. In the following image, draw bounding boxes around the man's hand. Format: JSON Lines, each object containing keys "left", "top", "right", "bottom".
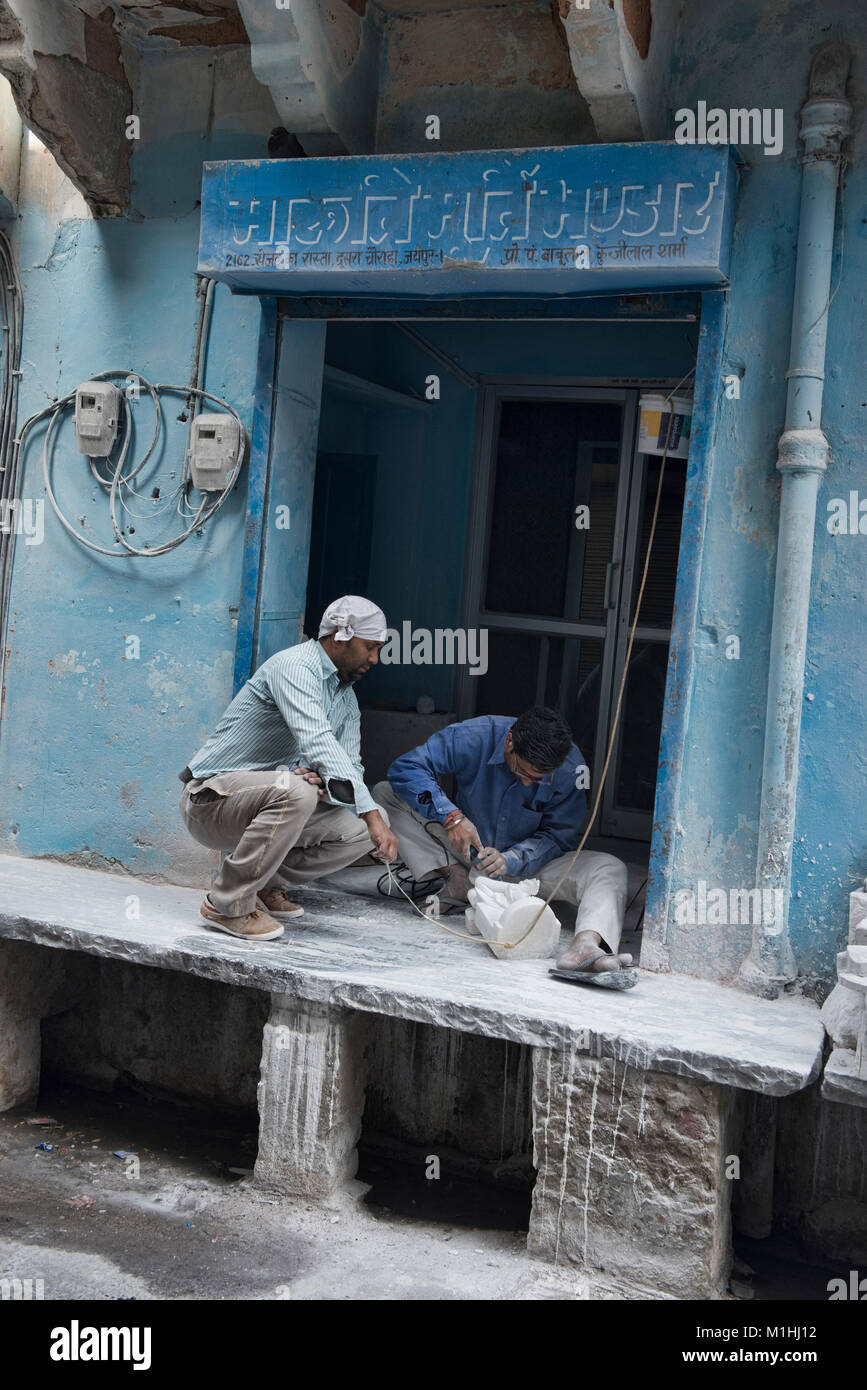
{"left": 363, "top": 809, "right": 399, "bottom": 863}
{"left": 476, "top": 846, "right": 508, "bottom": 879}
{"left": 293, "top": 766, "right": 328, "bottom": 801}
{"left": 445, "top": 817, "right": 483, "bottom": 862}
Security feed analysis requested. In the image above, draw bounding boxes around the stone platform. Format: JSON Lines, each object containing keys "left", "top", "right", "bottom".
{"left": 0, "top": 852, "right": 825, "bottom": 1297}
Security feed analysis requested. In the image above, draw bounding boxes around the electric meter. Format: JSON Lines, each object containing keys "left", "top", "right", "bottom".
{"left": 187, "top": 413, "right": 244, "bottom": 492}
{"left": 73, "top": 381, "right": 120, "bottom": 457}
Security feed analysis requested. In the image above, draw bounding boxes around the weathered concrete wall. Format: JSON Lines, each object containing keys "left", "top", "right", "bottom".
{"left": 41, "top": 956, "right": 269, "bottom": 1112}
{"left": 376, "top": 1, "right": 594, "bottom": 152}
{"left": 772, "top": 1077, "right": 867, "bottom": 1265}
{"left": 0, "top": 0, "right": 131, "bottom": 216}
{"left": 363, "top": 1016, "right": 535, "bottom": 1185}
{"left": 0, "top": 73, "right": 21, "bottom": 215}
{"left": 641, "top": 0, "right": 867, "bottom": 992}
{"left": 238, "top": 0, "right": 382, "bottom": 155}
{"left": 0, "top": 44, "right": 281, "bottom": 884}
{"left": 616, "top": 0, "right": 683, "bottom": 141}
{"left": 0, "top": 936, "right": 72, "bottom": 1109}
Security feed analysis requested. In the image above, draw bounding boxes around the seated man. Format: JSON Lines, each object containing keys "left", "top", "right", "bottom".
{"left": 374, "top": 706, "right": 631, "bottom": 981}
{"left": 179, "top": 595, "right": 398, "bottom": 942}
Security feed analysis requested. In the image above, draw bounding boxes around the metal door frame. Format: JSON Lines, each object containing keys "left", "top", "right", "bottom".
{"left": 456, "top": 382, "right": 635, "bottom": 813}
{"left": 243, "top": 288, "right": 727, "bottom": 966}
{"left": 457, "top": 377, "right": 691, "bottom": 842}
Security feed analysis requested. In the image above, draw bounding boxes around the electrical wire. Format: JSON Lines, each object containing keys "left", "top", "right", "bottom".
{"left": 40, "top": 366, "right": 245, "bottom": 558}
{"left": 0, "top": 230, "right": 25, "bottom": 723}
{"left": 382, "top": 859, "right": 499, "bottom": 943}
{"left": 376, "top": 858, "right": 448, "bottom": 903}
{"left": 500, "top": 371, "right": 695, "bottom": 950}
{"left": 392, "top": 370, "right": 695, "bottom": 952}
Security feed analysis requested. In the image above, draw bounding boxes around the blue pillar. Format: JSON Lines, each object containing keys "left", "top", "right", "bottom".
{"left": 233, "top": 306, "right": 326, "bottom": 688}
{"left": 740, "top": 43, "right": 851, "bottom": 997}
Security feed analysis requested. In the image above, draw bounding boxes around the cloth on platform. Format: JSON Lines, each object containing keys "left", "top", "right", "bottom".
{"left": 373, "top": 777, "right": 626, "bottom": 955}
{"left": 317, "top": 595, "right": 387, "bottom": 644}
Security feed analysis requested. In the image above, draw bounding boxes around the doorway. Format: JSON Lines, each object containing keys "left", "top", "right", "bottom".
{"left": 458, "top": 384, "right": 687, "bottom": 843}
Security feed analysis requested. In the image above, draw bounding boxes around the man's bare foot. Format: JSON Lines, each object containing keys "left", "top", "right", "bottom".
{"left": 555, "top": 930, "right": 632, "bottom": 973}
{"left": 257, "top": 888, "right": 304, "bottom": 920}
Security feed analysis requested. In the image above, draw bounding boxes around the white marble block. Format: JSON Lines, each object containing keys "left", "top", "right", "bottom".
{"left": 466, "top": 877, "right": 561, "bottom": 961}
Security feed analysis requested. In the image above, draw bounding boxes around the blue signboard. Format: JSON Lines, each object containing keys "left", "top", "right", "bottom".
{"left": 198, "top": 142, "right": 739, "bottom": 298}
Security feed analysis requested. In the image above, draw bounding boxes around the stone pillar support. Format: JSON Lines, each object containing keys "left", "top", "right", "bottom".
{"left": 254, "top": 994, "right": 369, "bottom": 1197}
{"left": 0, "top": 938, "right": 68, "bottom": 1110}
{"left": 528, "top": 1045, "right": 737, "bottom": 1298}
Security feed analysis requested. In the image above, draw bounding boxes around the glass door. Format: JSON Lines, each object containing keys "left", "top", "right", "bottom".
{"left": 459, "top": 384, "right": 686, "bottom": 842}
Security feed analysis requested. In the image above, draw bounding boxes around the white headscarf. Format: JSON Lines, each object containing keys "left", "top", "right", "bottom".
{"left": 318, "top": 595, "right": 387, "bottom": 643}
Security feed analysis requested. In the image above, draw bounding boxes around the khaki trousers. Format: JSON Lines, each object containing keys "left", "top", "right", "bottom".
{"left": 180, "top": 770, "right": 377, "bottom": 917}
{"left": 373, "top": 779, "right": 626, "bottom": 953}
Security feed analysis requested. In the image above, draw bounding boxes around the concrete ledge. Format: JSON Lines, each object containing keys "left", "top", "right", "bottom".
{"left": 0, "top": 853, "right": 824, "bottom": 1096}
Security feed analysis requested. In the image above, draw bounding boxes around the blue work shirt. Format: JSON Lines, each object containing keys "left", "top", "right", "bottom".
{"left": 387, "top": 715, "right": 587, "bottom": 877}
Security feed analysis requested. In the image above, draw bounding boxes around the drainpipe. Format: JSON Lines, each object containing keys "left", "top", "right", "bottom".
{"left": 739, "top": 43, "right": 851, "bottom": 998}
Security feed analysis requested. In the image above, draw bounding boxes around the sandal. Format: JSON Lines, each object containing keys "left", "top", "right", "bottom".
{"left": 549, "top": 947, "right": 639, "bottom": 991}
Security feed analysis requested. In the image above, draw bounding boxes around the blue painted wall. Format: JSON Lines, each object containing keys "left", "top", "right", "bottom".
{"left": 648, "top": 0, "right": 867, "bottom": 992}
{"left": 2, "top": 3, "right": 865, "bottom": 997}
{"left": 0, "top": 60, "right": 280, "bottom": 885}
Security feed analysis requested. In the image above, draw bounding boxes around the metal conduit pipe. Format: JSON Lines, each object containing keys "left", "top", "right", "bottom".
{"left": 739, "top": 42, "right": 851, "bottom": 998}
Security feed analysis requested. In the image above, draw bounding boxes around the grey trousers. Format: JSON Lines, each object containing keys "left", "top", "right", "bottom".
{"left": 180, "top": 770, "right": 375, "bottom": 917}
{"left": 373, "top": 779, "right": 627, "bottom": 954}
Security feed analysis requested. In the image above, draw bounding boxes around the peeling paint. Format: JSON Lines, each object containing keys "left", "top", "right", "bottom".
{"left": 48, "top": 651, "right": 86, "bottom": 677}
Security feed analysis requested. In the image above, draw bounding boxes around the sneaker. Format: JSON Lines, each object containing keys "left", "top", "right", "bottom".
{"left": 256, "top": 888, "right": 304, "bottom": 920}
{"left": 200, "top": 897, "right": 284, "bottom": 941}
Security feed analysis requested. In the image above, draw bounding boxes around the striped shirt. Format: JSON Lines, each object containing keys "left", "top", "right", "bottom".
{"left": 188, "top": 639, "right": 376, "bottom": 814}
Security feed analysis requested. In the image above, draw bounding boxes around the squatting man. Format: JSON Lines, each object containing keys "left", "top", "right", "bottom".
{"left": 178, "top": 596, "right": 398, "bottom": 940}
{"left": 375, "top": 707, "right": 632, "bottom": 984}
